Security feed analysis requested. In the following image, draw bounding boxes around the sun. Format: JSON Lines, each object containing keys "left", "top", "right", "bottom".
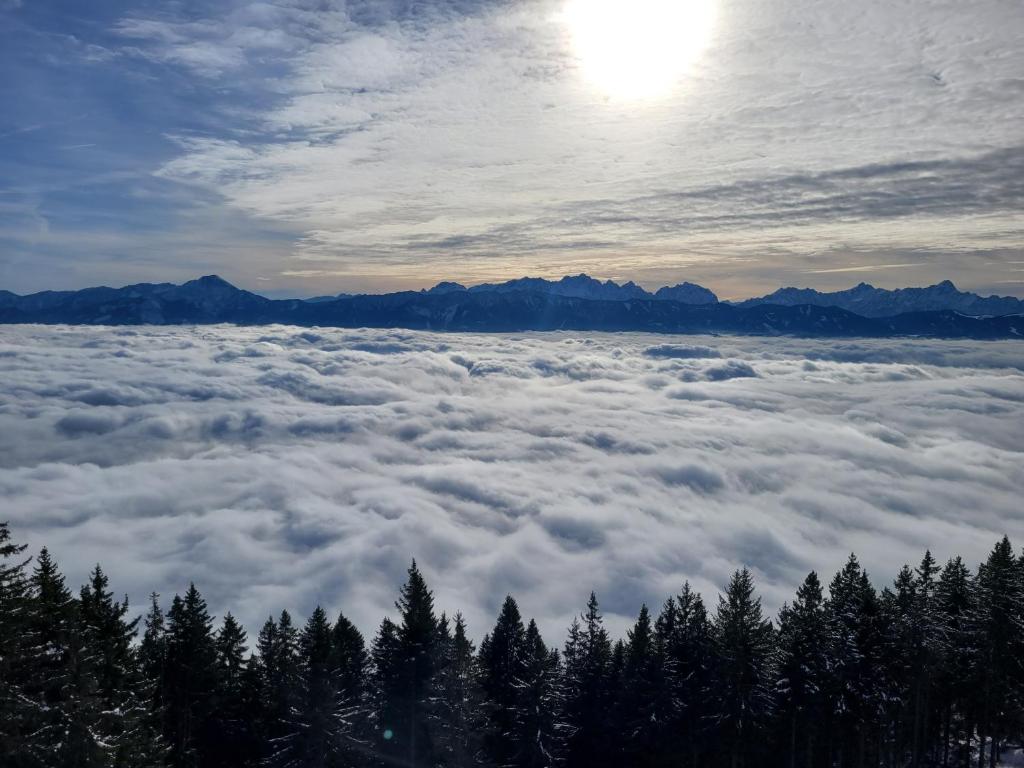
{"left": 563, "top": 0, "right": 717, "bottom": 101}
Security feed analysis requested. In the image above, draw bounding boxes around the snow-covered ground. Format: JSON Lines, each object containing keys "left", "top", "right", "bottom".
{"left": 1, "top": 325, "right": 1022, "bottom": 639}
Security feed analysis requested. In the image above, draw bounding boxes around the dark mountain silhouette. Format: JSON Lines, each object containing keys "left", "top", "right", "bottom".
{"left": 735, "top": 279, "right": 1024, "bottom": 317}
{"left": 1, "top": 275, "right": 1021, "bottom": 339}
{"left": 465, "top": 274, "right": 655, "bottom": 301}
{"left": 653, "top": 281, "right": 719, "bottom": 304}
{"left": 432, "top": 273, "right": 718, "bottom": 303}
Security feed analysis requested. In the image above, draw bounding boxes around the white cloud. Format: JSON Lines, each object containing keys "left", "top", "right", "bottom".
{"left": 133, "top": 0, "right": 1024, "bottom": 295}
{"left": 1, "top": 326, "right": 1022, "bottom": 642}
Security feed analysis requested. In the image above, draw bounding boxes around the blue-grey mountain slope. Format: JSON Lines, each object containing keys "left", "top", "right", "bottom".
{"left": 736, "top": 280, "right": 1024, "bottom": 317}
{"left": 457, "top": 274, "right": 719, "bottom": 304}
{"left": 1, "top": 275, "right": 1021, "bottom": 339}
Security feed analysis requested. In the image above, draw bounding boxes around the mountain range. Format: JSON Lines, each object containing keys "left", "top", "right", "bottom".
{"left": 0, "top": 274, "right": 1021, "bottom": 339}
{"left": 734, "top": 280, "right": 1024, "bottom": 317}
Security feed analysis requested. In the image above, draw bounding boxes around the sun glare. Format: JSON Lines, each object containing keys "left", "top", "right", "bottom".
{"left": 564, "top": 0, "right": 717, "bottom": 101}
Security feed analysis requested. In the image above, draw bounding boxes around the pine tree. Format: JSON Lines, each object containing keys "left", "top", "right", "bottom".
{"left": 258, "top": 611, "right": 302, "bottom": 765}
{"left": 79, "top": 565, "right": 165, "bottom": 767}
{"left": 0, "top": 522, "right": 35, "bottom": 767}
{"left": 140, "top": 593, "right": 167, "bottom": 692}
{"left": 825, "top": 555, "right": 888, "bottom": 768}
{"left": 329, "top": 610, "right": 371, "bottom": 764}
{"left": 885, "top": 564, "right": 919, "bottom": 765}
{"left": 608, "top": 638, "right": 625, "bottom": 759}
{"left": 480, "top": 595, "right": 528, "bottom": 767}
{"left": 270, "top": 606, "right": 327, "bottom": 767}
{"left": 138, "top": 592, "right": 171, "bottom": 761}
{"left": 666, "top": 583, "right": 715, "bottom": 768}
{"left": 375, "top": 561, "right": 441, "bottom": 768}
{"left": 883, "top": 552, "right": 943, "bottom": 768}
{"left": 372, "top": 615, "right": 401, "bottom": 758}
{"left": 434, "top": 613, "right": 482, "bottom": 768}
{"left": 711, "top": 568, "right": 777, "bottom": 768}
{"left": 512, "top": 619, "right": 566, "bottom": 768}
{"left": 6, "top": 518, "right": 1024, "bottom": 768}
{"left": 617, "top": 604, "right": 665, "bottom": 768}
{"left": 238, "top": 655, "right": 266, "bottom": 766}
{"left": 912, "top": 550, "right": 942, "bottom": 768}
{"left": 24, "top": 547, "right": 108, "bottom": 767}
{"left": 775, "top": 571, "right": 830, "bottom": 768}
{"left": 209, "top": 613, "right": 255, "bottom": 767}
{"left": 934, "top": 557, "right": 974, "bottom": 768}
{"left": 269, "top": 605, "right": 368, "bottom": 768}
{"left": 968, "top": 536, "right": 1024, "bottom": 767}
{"left": 562, "top": 593, "right": 613, "bottom": 768}
{"left": 162, "top": 584, "right": 220, "bottom": 767}
{"left": 331, "top": 611, "right": 369, "bottom": 706}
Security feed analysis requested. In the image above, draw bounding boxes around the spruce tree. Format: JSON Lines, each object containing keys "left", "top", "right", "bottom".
{"left": 375, "top": 561, "right": 441, "bottom": 768}
{"left": 0, "top": 522, "right": 35, "bottom": 767}
{"left": 934, "top": 557, "right": 974, "bottom": 768}
{"left": 512, "top": 619, "right": 566, "bottom": 768}
{"left": 480, "top": 595, "right": 528, "bottom": 767}
{"left": 270, "top": 606, "right": 330, "bottom": 767}
{"left": 886, "top": 564, "right": 919, "bottom": 765}
{"left": 162, "top": 584, "right": 220, "bottom": 767}
{"left": 331, "top": 611, "right": 369, "bottom": 706}
{"left": 434, "top": 613, "right": 483, "bottom": 768}
{"left": 25, "top": 548, "right": 107, "bottom": 767}
{"left": 618, "top": 604, "right": 665, "bottom": 768}
{"left": 711, "top": 568, "right": 777, "bottom": 768}
{"left": 329, "top": 610, "right": 371, "bottom": 763}
{"left": 209, "top": 613, "right": 255, "bottom": 767}
{"left": 562, "top": 593, "right": 613, "bottom": 768}
{"left": 825, "top": 555, "right": 888, "bottom": 768}
{"left": 883, "top": 552, "right": 943, "bottom": 768}
{"left": 139, "top": 593, "right": 167, "bottom": 691}
{"left": 775, "top": 571, "right": 830, "bottom": 768}
{"left": 969, "top": 536, "right": 1024, "bottom": 767}
{"left": 258, "top": 611, "right": 302, "bottom": 765}
{"left": 238, "top": 655, "right": 266, "bottom": 765}
{"left": 372, "top": 615, "right": 402, "bottom": 757}
{"left": 665, "top": 583, "right": 715, "bottom": 768}
{"left": 5, "top": 519, "right": 1024, "bottom": 768}
{"left": 138, "top": 593, "right": 170, "bottom": 759}
{"left": 79, "top": 565, "right": 165, "bottom": 767}
{"left": 912, "top": 550, "right": 942, "bottom": 768}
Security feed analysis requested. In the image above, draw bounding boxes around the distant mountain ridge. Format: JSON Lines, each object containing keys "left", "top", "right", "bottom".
{"left": 413, "top": 273, "right": 719, "bottom": 304}
{"left": 0, "top": 275, "right": 272, "bottom": 324}
{"left": 736, "top": 280, "right": 1024, "bottom": 317}
{"left": 0, "top": 274, "right": 1021, "bottom": 339}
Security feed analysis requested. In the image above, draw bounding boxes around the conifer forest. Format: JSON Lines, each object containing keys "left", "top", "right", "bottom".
{"left": 1, "top": 521, "right": 1022, "bottom": 768}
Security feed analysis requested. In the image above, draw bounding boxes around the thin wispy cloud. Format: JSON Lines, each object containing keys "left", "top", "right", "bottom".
{"left": 804, "top": 264, "right": 919, "bottom": 275}
{"left": 0, "top": 0, "right": 1022, "bottom": 295}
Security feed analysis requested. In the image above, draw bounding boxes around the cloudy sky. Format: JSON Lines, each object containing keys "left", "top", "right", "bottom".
{"left": 1, "top": 0, "right": 1022, "bottom": 298}
{"left": 2, "top": 326, "right": 1022, "bottom": 639}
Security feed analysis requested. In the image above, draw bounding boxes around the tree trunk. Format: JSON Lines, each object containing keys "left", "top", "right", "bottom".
{"left": 917, "top": 688, "right": 925, "bottom": 768}
{"left": 942, "top": 703, "right": 950, "bottom": 768}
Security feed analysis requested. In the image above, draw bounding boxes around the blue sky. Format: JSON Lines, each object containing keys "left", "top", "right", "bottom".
{"left": 2, "top": 0, "right": 1022, "bottom": 298}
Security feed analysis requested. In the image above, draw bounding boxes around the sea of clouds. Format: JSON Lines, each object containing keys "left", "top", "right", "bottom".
{"left": 2, "top": 325, "right": 1023, "bottom": 641}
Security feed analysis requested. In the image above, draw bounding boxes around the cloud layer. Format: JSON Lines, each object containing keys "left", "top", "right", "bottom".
{"left": 2, "top": 325, "right": 1023, "bottom": 640}
{"left": 1, "top": 0, "right": 1022, "bottom": 297}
